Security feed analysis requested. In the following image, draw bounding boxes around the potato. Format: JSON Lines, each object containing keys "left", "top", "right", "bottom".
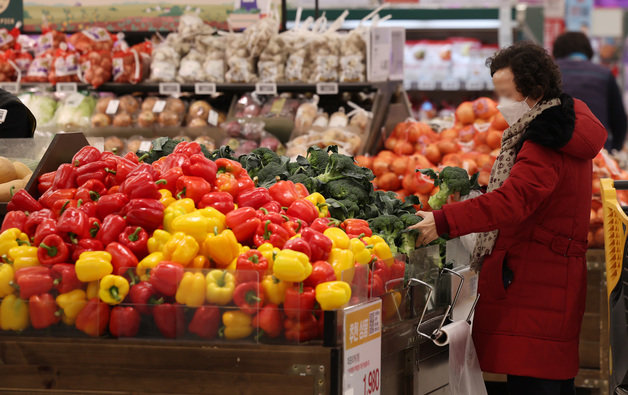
{"left": 0, "top": 156, "right": 17, "bottom": 184}
{"left": 0, "top": 179, "right": 25, "bottom": 202}
{"left": 12, "top": 161, "right": 31, "bottom": 179}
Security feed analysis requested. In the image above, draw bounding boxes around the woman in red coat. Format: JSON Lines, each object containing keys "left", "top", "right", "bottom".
{"left": 411, "top": 42, "right": 607, "bottom": 394}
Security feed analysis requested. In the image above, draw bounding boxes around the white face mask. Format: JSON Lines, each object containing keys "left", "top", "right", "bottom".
{"left": 497, "top": 96, "right": 531, "bottom": 126}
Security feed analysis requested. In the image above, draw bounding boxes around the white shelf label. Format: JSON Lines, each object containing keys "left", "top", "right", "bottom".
{"left": 138, "top": 141, "right": 152, "bottom": 152}
{"left": 316, "top": 82, "right": 339, "bottom": 95}
{"left": 195, "top": 83, "right": 216, "bottom": 95}
{"left": 152, "top": 100, "right": 166, "bottom": 113}
{"left": 0, "top": 82, "right": 19, "bottom": 94}
{"left": 66, "top": 92, "right": 84, "bottom": 108}
{"left": 0, "top": 109, "right": 7, "bottom": 123}
{"left": 441, "top": 79, "right": 461, "bottom": 91}
{"left": 56, "top": 82, "right": 78, "bottom": 93}
{"left": 466, "top": 80, "right": 485, "bottom": 91}
{"left": 105, "top": 99, "right": 120, "bottom": 115}
{"left": 208, "top": 110, "right": 219, "bottom": 126}
{"left": 255, "top": 82, "right": 277, "bottom": 95}
{"left": 159, "top": 82, "right": 181, "bottom": 96}
{"left": 418, "top": 80, "right": 436, "bottom": 91}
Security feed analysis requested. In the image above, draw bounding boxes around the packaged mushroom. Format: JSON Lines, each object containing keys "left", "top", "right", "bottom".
{"left": 91, "top": 95, "right": 141, "bottom": 128}
{"left": 339, "top": 29, "right": 367, "bottom": 82}
{"left": 137, "top": 96, "right": 185, "bottom": 128}
{"left": 307, "top": 32, "right": 342, "bottom": 83}
{"left": 176, "top": 49, "right": 205, "bottom": 83}
{"left": 149, "top": 42, "right": 180, "bottom": 82}
{"left": 258, "top": 31, "right": 287, "bottom": 83}
{"left": 285, "top": 24, "right": 313, "bottom": 82}
{"left": 225, "top": 33, "right": 255, "bottom": 83}
{"left": 196, "top": 35, "right": 225, "bottom": 83}
{"left": 242, "top": 16, "right": 279, "bottom": 59}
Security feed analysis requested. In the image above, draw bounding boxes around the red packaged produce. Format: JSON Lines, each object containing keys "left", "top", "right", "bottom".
{"left": 48, "top": 45, "right": 80, "bottom": 84}
{"left": 23, "top": 50, "right": 53, "bottom": 83}
{"left": 80, "top": 50, "right": 112, "bottom": 88}
{"left": 69, "top": 27, "right": 115, "bottom": 54}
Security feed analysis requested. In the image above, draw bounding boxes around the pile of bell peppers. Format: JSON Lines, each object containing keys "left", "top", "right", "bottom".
{"left": 0, "top": 142, "right": 406, "bottom": 341}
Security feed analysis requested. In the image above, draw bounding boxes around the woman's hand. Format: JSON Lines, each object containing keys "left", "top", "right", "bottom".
{"left": 408, "top": 211, "right": 439, "bottom": 246}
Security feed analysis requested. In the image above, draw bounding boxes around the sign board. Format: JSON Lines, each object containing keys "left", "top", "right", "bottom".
{"left": 0, "top": 0, "right": 21, "bottom": 30}
{"left": 389, "top": 27, "right": 405, "bottom": 81}
{"left": 343, "top": 299, "right": 382, "bottom": 395}
{"left": 368, "top": 27, "right": 391, "bottom": 82}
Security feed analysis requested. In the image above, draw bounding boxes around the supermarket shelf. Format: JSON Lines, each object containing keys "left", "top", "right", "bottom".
{"left": 404, "top": 80, "right": 494, "bottom": 92}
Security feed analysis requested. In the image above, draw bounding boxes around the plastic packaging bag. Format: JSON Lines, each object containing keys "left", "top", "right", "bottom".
{"left": 49, "top": 45, "right": 80, "bottom": 83}
{"left": 80, "top": 50, "right": 112, "bottom": 88}
{"left": 197, "top": 35, "right": 225, "bottom": 83}
{"left": 34, "top": 29, "right": 66, "bottom": 55}
{"left": 23, "top": 51, "right": 52, "bottom": 82}
{"left": 0, "top": 50, "right": 19, "bottom": 82}
{"left": 137, "top": 97, "right": 185, "bottom": 128}
{"left": 177, "top": 49, "right": 204, "bottom": 83}
{"left": 150, "top": 42, "right": 180, "bottom": 82}
{"left": 54, "top": 92, "right": 97, "bottom": 129}
{"left": 92, "top": 95, "right": 140, "bottom": 128}
{"left": 339, "top": 29, "right": 367, "bottom": 82}
{"left": 225, "top": 33, "right": 255, "bottom": 83}
{"left": 69, "top": 27, "right": 114, "bottom": 54}
{"left": 112, "top": 41, "right": 151, "bottom": 84}
{"left": 0, "top": 27, "right": 19, "bottom": 51}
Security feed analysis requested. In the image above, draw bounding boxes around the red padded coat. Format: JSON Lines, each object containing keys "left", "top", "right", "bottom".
{"left": 440, "top": 98, "right": 607, "bottom": 379}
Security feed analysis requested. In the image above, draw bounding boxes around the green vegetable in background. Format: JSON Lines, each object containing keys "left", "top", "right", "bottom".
{"left": 19, "top": 93, "right": 58, "bottom": 126}
{"left": 419, "top": 167, "right": 479, "bottom": 210}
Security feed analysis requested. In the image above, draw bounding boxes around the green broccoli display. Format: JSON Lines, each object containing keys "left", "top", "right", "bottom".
{"left": 419, "top": 167, "right": 479, "bottom": 210}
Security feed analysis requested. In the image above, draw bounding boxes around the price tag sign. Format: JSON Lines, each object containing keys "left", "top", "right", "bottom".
{"left": 418, "top": 80, "right": 436, "bottom": 91}
{"left": 343, "top": 299, "right": 382, "bottom": 395}
{"left": 441, "top": 79, "right": 461, "bottom": 91}
{"left": 138, "top": 141, "right": 152, "bottom": 152}
{"left": 316, "top": 82, "right": 339, "bottom": 95}
{"left": 208, "top": 110, "right": 219, "bottom": 126}
{"left": 195, "top": 83, "right": 217, "bottom": 95}
{"left": 255, "top": 83, "right": 277, "bottom": 96}
{"left": 56, "top": 82, "right": 78, "bottom": 93}
{"left": 152, "top": 100, "right": 166, "bottom": 113}
{"left": 0, "top": 109, "right": 7, "bottom": 124}
{"left": 159, "top": 82, "right": 181, "bottom": 96}
{"left": 466, "top": 80, "right": 485, "bottom": 91}
{"left": 105, "top": 99, "right": 120, "bottom": 115}
{"left": 0, "top": 82, "right": 19, "bottom": 94}
{"left": 66, "top": 92, "right": 84, "bottom": 108}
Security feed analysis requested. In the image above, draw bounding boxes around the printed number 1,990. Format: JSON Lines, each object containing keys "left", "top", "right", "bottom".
{"left": 362, "top": 368, "right": 379, "bottom": 395}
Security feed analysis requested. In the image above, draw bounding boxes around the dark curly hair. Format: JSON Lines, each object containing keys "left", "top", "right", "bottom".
{"left": 486, "top": 41, "right": 562, "bottom": 101}
{"left": 552, "top": 31, "right": 593, "bottom": 60}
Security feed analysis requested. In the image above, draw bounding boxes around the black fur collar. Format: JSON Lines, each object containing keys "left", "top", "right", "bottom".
{"left": 517, "top": 94, "right": 575, "bottom": 152}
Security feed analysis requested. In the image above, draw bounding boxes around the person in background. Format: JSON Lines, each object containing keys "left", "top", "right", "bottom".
{"left": 410, "top": 42, "right": 607, "bottom": 395}
{"left": 553, "top": 31, "right": 626, "bottom": 151}
{"left": 0, "top": 88, "right": 36, "bottom": 138}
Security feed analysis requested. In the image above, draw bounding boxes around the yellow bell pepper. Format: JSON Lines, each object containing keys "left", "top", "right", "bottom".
{"left": 159, "top": 189, "right": 176, "bottom": 208}
{"left": 136, "top": 252, "right": 164, "bottom": 281}
{"left": 328, "top": 248, "right": 355, "bottom": 282}
{"left": 162, "top": 232, "right": 199, "bottom": 267}
{"left": 75, "top": 251, "right": 113, "bottom": 282}
{"left": 0, "top": 263, "right": 15, "bottom": 297}
{"left": 190, "top": 255, "right": 210, "bottom": 270}
{"left": 258, "top": 242, "right": 279, "bottom": 272}
{"left": 202, "top": 229, "right": 240, "bottom": 268}
{"left": 98, "top": 275, "right": 130, "bottom": 305}
{"left": 0, "top": 294, "right": 29, "bottom": 331}
{"left": 315, "top": 281, "right": 352, "bottom": 310}
{"left": 273, "top": 249, "right": 312, "bottom": 283}
{"left": 8, "top": 246, "right": 40, "bottom": 270}
{"left": 56, "top": 289, "right": 88, "bottom": 326}
{"left": 206, "top": 269, "right": 235, "bottom": 305}
{"left": 148, "top": 230, "right": 172, "bottom": 254}
{"left": 175, "top": 272, "right": 206, "bottom": 307}
{"left": 171, "top": 208, "right": 226, "bottom": 243}
{"left": 163, "top": 198, "right": 196, "bottom": 232}
{"left": 221, "top": 310, "right": 253, "bottom": 340}
{"left": 350, "top": 238, "right": 372, "bottom": 265}
{"left": 261, "top": 275, "right": 287, "bottom": 305}
{"left": 364, "top": 235, "right": 393, "bottom": 266}
{"left": 86, "top": 281, "right": 99, "bottom": 299}
{"left": 305, "top": 192, "right": 329, "bottom": 217}
{"left": 0, "top": 228, "right": 29, "bottom": 258}
{"left": 324, "top": 228, "right": 350, "bottom": 250}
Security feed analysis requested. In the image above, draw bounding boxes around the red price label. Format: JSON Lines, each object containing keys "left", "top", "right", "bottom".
{"left": 362, "top": 368, "right": 380, "bottom": 395}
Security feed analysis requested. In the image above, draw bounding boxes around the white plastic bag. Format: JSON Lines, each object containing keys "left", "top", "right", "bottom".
{"left": 459, "top": 189, "right": 483, "bottom": 255}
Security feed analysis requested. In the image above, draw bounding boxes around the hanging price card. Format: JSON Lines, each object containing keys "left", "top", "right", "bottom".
{"left": 195, "top": 83, "right": 217, "bottom": 95}
{"left": 159, "top": 82, "right": 181, "bottom": 96}
{"left": 255, "top": 83, "right": 277, "bottom": 95}
{"left": 56, "top": 82, "right": 78, "bottom": 93}
{"left": 316, "top": 82, "right": 339, "bottom": 95}
{"left": 0, "top": 82, "right": 19, "bottom": 94}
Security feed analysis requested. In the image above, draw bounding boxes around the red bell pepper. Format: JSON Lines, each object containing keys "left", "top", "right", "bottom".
{"left": 37, "top": 171, "right": 55, "bottom": 194}
{"left": 57, "top": 207, "right": 90, "bottom": 243}
{"left": 155, "top": 167, "right": 183, "bottom": 194}
{"left": 51, "top": 263, "right": 82, "bottom": 293}
{"left": 106, "top": 242, "right": 139, "bottom": 277}
{"left": 153, "top": 303, "right": 185, "bottom": 339}
{"left": 118, "top": 226, "right": 148, "bottom": 258}
{"left": 162, "top": 153, "right": 190, "bottom": 172}
{"left": 38, "top": 234, "right": 70, "bottom": 266}
{"left": 29, "top": 293, "right": 61, "bottom": 329}
{"left": 127, "top": 162, "right": 160, "bottom": 180}
{"left": 39, "top": 188, "right": 76, "bottom": 210}
{"left": 173, "top": 141, "right": 202, "bottom": 157}
{"left": 125, "top": 151, "right": 140, "bottom": 164}
{"left": 368, "top": 273, "right": 385, "bottom": 298}
{"left": 257, "top": 208, "right": 286, "bottom": 225}
{"left": 390, "top": 259, "right": 405, "bottom": 282}
{"left": 6, "top": 189, "right": 43, "bottom": 213}
{"left": 284, "top": 314, "right": 319, "bottom": 342}
{"left": 254, "top": 220, "right": 291, "bottom": 249}
{"left": 119, "top": 172, "right": 161, "bottom": 200}
{"left": 304, "top": 261, "right": 336, "bottom": 289}
{"left": 175, "top": 176, "right": 212, "bottom": 204}
{"left": 215, "top": 158, "right": 243, "bottom": 177}
{"left": 352, "top": 263, "right": 369, "bottom": 295}
{"left": 24, "top": 209, "right": 55, "bottom": 236}
{"left": 88, "top": 217, "right": 101, "bottom": 239}
{"left": 261, "top": 200, "right": 282, "bottom": 213}
{"left": 120, "top": 199, "right": 164, "bottom": 232}
{"left": 284, "top": 283, "right": 316, "bottom": 320}
{"left": 75, "top": 179, "right": 107, "bottom": 203}
{"left": 1, "top": 211, "right": 27, "bottom": 233}
{"left": 75, "top": 161, "right": 108, "bottom": 185}
{"left": 113, "top": 157, "right": 137, "bottom": 185}
{"left": 237, "top": 187, "right": 272, "bottom": 210}
{"left": 51, "top": 198, "right": 78, "bottom": 217}
{"left": 225, "top": 207, "right": 262, "bottom": 243}
{"left": 77, "top": 200, "right": 98, "bottom": 218}
{"left": 149, "top": 262, "right": 184, "bottom": 297}
{"left": 268, "top": 181, "right": 302, "bottom": 207}
{"left": 33, "top": 219, "right": 57, "bottom": 246}
{"left": 75, "top": 298, "right": 110, "bottom": 337}
{"left": 373, "top": 259, "right": 391, "bottom": 284}
{"left": 301, "top": 228, "right": 332, "bottom": 262}
{"left": 233, "top": 281, "right": 264, "bottom": 315}
{"left": 235, "top": 250, "right": 269, "bottom": 284}
{"left": 341, "top": 219, "right": 372, "bottom": 238}
{"left": 237, "top": 175, "right": 255, "bottom": 195}
{"left": 215, "top": 172, "right": 239, "bottom": 198}
{"left": 71, "top": 238, "right": 104, "bottom": 263}
{"left": 198, "top": 192, "right": 235, "bottom": 214}
{"left": 283, "top": 238, "right": 312, "bottom": 260}
{"left": 109, "top": 306, "right": 140, "bottom": 338}
{"left": 294, "top": 183, "right": 309, "bottom": 198}
{"left": 286, "top": 199, "right": 318, "bottom": 226}
{"left": 310, "top": 217, "right": 337, "bottom": 234}
{"left": 51, "top": 163, "right": 77, "bottom": 190}
{"left": 96, "top": 214, "right": 127, "bottom": 246}
{"left": 129, "top": 281, "right": 162, "bottom": 315}
{"left": 282, "top": 218, "right": 304, "bottom": 237}
{"left": 253, "top": 304, "right": 283, "bottom": 338}
{"left": 13, "top": 266, "right": 54, "bottom": 299}
{"left": 182, "top": 154, "right": 217, "bottom": 185}
{"left": 188, "top": 305, "right": 221, "bottom": 339}
{"left": 96, "top": 193, "right": 129, "bottom": 219}
{"left": 72, "top": 146, "right": 101, "bottom": 167}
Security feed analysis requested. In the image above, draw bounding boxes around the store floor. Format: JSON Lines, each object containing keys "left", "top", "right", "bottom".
{"left": 486, "top": 382, "right": 598, "bottom": 394}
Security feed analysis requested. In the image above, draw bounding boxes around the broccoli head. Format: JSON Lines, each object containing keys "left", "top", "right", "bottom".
{"left": 324, "top": 179, "right": 370, "bottom": 204}
{"left": 367, "top": 215, "right": 407, "bottom": 254}
{"left": 326, "top": 198, "right": 360, "bottom": 221}
{"left": 306, "top": 146, "right": 330, "bottom": 176}
{"left": 420, "top": 166, "right": 474, "bottom": 210}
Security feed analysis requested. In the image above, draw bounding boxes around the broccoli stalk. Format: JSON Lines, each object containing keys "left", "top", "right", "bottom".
{"left": 420, "top": 166, "right": 475, "bottom": 210}
{"left": 367, "top": 215, "right": 407, "bottom": 255}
